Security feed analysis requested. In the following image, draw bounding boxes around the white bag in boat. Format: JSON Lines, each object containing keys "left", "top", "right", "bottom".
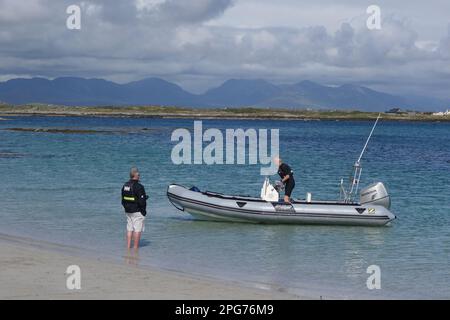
{"left": 261, "top": 177, "right": 279, "bottom": 202}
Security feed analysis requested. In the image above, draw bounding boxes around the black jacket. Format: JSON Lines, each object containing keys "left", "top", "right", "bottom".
{"left": 121, "top": 180, "right": 147, "bottom": 216}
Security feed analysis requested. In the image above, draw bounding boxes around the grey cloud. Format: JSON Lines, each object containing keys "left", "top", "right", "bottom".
{"left": 98, "top": 1, "right": 139, "bottom": 23}
{"left": 152, "top": 0, "right": 234, "bottom": 24}
{"left": 0, "top": 0, "right": 51, "bottom": 23}
{"left": 85, "top": 0, "right": 235, "bottom": 25}
{"left": 438, "top": 24, "right": 450, "bottom": 59}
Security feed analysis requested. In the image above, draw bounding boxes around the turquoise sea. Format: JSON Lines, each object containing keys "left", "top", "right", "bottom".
{"left": 0, "top": 116, "right": 449, "bottom": 298}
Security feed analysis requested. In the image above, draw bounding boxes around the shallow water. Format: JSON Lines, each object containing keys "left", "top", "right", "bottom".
{"left": 0, "top": 116, "right": 449, "bottom": 298}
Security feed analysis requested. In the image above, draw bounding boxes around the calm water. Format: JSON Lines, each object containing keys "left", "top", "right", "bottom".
{"left": 0, "top": 116, "right": 449, "bottom": 299}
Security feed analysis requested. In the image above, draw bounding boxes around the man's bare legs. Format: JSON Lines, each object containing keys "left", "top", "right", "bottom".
{"left": 126, "top": 231, "right": 142, "bottom": 249}
{"left": 125, "top": 236, "right": 140, "bottom": 266}
{"left": 126, "top": 231, "right": 133, "bottom": 249}
{"left": 133, "top": 232, "right": 142, "bottom": 249}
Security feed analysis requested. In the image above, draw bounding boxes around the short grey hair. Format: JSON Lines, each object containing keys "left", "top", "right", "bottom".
{"left": 130, "top": 167, "right": 140, "bottom": 179}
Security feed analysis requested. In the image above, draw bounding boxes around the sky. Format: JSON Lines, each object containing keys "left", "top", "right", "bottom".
{"left": 0, "top": 0, "right": 450, "bottom": 98}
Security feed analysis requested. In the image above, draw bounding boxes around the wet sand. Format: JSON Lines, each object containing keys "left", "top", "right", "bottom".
{"left": 0, "top": 233, "right": 305, "bottom": 300}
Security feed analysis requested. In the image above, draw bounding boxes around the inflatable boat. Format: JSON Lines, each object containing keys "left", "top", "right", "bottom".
{"left": 167, "top": 114, "right": 396, "bottom": 226}
{"left": 167, "top": 183, "right": 396, "bottom": 226}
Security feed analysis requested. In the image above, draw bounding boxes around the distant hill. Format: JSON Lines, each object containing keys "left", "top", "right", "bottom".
{"left": 0, "top": 76, "right": 446, "bottom": 111}
{"left": 264, "top": 81, "right": 406, "bottom": 111}
{"left": 201, "top": 79, "right": 282, "bottom": 107}
{"left": 0, "top": 77, "right": 199, "bottom": 106}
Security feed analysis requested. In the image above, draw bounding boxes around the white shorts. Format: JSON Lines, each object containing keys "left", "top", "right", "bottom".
{"left": 126, "top": 212, "right": 145, "bottom": 233}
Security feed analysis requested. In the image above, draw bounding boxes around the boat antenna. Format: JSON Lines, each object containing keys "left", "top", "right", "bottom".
{"left": 342, "top": 113, "right": 381, "bottom": 203}
{"left": 356, "top": 113, "right": 381, "bottom": 165}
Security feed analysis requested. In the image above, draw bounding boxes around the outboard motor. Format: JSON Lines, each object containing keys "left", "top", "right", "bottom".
{"left": 360, "top": 182, "right": 391, "bottom": 209}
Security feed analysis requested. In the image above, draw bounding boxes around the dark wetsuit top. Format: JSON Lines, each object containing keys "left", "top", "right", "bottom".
{"left": 278, "top": 163, "right": 295, "bottom": 197}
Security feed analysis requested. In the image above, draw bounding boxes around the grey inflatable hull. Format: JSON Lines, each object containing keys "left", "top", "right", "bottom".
{"left": 167, "top": 185, "right": 396, "bottom": 227}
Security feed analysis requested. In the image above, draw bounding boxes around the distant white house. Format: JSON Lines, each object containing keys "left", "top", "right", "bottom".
{"left": 432, "top": 110, "right": 450, "bottom": 116}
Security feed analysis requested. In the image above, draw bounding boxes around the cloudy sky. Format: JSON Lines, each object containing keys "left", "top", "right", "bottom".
{"left": 1, "top": 0, "right": 450, "bottom": 98}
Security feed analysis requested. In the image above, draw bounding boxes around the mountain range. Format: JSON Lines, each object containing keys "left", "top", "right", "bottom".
{"left": 0, "top": 77, "right": 446, "bottom": 111}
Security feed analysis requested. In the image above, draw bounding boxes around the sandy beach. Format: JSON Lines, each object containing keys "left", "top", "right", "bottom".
{"left": 0, "top": 233, "right": 303, "bottom": 300}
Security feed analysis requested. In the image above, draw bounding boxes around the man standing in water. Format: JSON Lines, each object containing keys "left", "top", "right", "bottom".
{"left": 121, "top": 167, "right": 147, "bottom": 249}
{"left": 275, "top": 157, "right": 296, "bottom": 203}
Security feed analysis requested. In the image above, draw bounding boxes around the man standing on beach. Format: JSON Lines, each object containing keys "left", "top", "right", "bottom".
{"left": 121, "top": 167, "right": 147, "bottom": 249}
